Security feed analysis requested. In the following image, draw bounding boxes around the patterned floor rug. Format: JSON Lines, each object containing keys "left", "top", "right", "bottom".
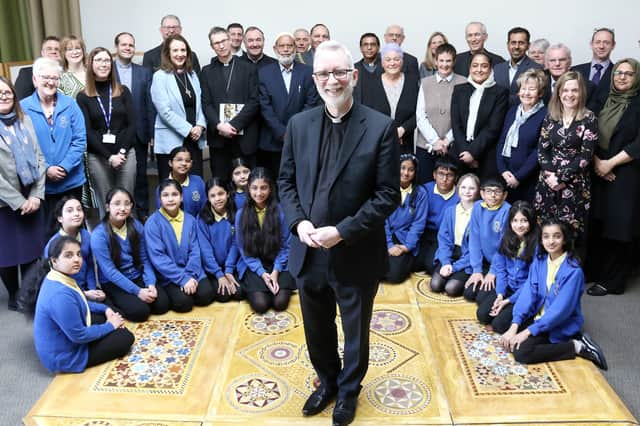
{"left": 25, "top": 275, "right": 637, "bottom": 425}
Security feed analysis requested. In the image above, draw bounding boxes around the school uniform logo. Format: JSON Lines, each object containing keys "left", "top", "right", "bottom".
{"left": 192, "top": 191, "right": 201, "bottom": 202}
{"left": 58, "top": 115, "right": 69, "bottom": 128}
{"left": 493, "top": 220, "right": 503, "bottom": 233}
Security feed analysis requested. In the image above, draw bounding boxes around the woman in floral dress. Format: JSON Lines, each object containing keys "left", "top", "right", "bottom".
{"left": 534, "top": 71, "right": 598, "bottom": 252}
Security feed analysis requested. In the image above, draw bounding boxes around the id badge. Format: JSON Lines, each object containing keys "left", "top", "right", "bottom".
{"left": 102, "top": 133, "right": 116, "bottom": 144}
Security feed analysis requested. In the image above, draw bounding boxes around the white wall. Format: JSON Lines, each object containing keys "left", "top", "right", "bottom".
{"left": 79, "top": 0, "right": 638, "bottom": 67}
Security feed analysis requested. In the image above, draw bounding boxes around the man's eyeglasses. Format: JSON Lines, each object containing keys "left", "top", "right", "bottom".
{"left": 313, "top": 69, "right": 353, "bottom": 81}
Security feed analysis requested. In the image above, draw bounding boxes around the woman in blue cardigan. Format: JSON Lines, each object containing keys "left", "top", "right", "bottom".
{"left": 197, "top": 177, "right": 243, "bottom": 302}
{"left": 150, "top": 35, "right": 206, "bottom": 179}
{"left": 384, "top": 154, "right": 428, "bottom": 283}
{"left": 500, "top": 219, "right": 607, "bottom": 369}
{"left": 496, "top": 68, "right": 547, "bottom": 203}
{"left": 145, "top": 179, "right": 214, "bottom": 312}
{"left": 236, "top": 168, "right": 295, "bottom": 313}
{"left": 34, "top": 236, "right": 134, "bottom": 373}
{"left": 92, "top": 188, "right": 170, "bottom": 322}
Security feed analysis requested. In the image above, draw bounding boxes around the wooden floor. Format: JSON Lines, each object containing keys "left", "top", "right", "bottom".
{"left": 24, "top": 273, "right": 638, "bottom": 425}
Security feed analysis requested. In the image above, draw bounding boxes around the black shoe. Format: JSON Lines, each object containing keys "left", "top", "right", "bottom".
{"left": 578, "top": 332, "right": 608, "bottom": 370}
{"left": 586, "top": 284, "right": 608, "bottom": 296}
{"left": 302, "top": 386, "right": 337, "bottom": 416}
{"left": 7, "top": 295, "right": 18, "bottom": 311}
{"left": 332, "top": 398, "right": 357, "bottom": 426}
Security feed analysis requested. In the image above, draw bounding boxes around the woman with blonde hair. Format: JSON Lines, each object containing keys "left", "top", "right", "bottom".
{"left": 419, "top": 32, "right": 448, "bottom": 78}
{"left": 59, "top": 35, "right": 87, "bottom": 98}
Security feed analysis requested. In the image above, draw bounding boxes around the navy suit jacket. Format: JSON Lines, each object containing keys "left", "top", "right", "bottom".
{"left": 494, "top": 57, "right": 543, "bottom": 106}
{"left": 258, "top": 61, "right": 318, "bottom": 152}
{"left": 114, "top": 62, "right": 155, "bottom": 143}
{"left": 572, "top": 61, "right": 613, "bottom": 92}
{"left": 278, "top": 102, "right": 400, "bottom": 284}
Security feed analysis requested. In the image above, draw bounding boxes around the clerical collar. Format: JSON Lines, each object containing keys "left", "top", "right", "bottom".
{"left": 324, "top": 100, "right": 354, "bottom": 124}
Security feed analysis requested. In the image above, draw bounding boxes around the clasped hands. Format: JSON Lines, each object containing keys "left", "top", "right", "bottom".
{"left": 542, "top": 171, "right": 566, "bottom": 191}
{"left": 593, "top": 156, "right": 616, "bottom": 182}
{"left": 296, "top": 220, "right": 342, "bottom": 249}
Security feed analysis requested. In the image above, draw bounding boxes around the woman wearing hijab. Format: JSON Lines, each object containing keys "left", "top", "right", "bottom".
{"left": 586, "top": 59, "right": 640, "bottom": 296}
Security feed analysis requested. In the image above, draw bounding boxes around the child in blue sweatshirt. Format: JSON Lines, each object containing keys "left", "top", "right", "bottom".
{"left": 197, "top": 177, "right": 244, "bottom": 302}
{"left": 500, "top": 219, "right": 607, "bottom": 370}
{"left": 415, "top": 159, "right": 460, "bottom": 272}
{"left": 476, "top": 201, "right": 539, "bottom": 333}
{"left": 145, "top": 179, "right": 214, "bottom": 312}
{"left": 236, "top": 168, "right": 295, "bottom": 313}
{"left": 464, "top": 177, "right": 511, "bottom": 303}
{"left": 34, "top": 236, "right": 133, "bottom": 373}
{"left": 154, "top": 147, "right": 206, "bottom": 218}
{"left": 384, "top": 154, "right": 428, "bottom": 283}
{"left": 92, "top": 188, "right": 170, "bottom": 322}
{"left": 230, "top": 157, "right": 251, "bottom": 210}
{"left": 44, "top": 196, "right": 102, "bottom": 302}
{"left": 431, "top": 173, "right": 480, "bottom": 297}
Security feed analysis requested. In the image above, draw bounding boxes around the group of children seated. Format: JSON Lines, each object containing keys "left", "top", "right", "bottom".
{"left": 30, "top": 149, "right": 608, "bottom": 375}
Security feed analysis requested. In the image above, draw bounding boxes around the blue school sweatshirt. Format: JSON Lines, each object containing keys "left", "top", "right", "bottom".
{"left": 155, "top": 174, "right": 206, "bottom": 218}
{"left": 468, "top": 200, "right": 511, "bottom": 273}
{"left": 144, "top": 210, "right": 205, "bottom": 286}
{"left": 91, "top": 220, "right": 157, "bottom": 295}
{"left": 34, "top": 271, "right": 111, "bottom": 373}
{"left": 44, "top": 229, "right": 96, "bottom": 291}
{"left": 422, "top": 182, "right": 460, "bottom": 231}
{"left": 511, "top": 254, "right": 584, "bottom": 343}
{"left": 492, "top": 250, "right": 534, "bottom": 305}
{"left": 385, "top": 185, "right": 428, "bottom": 256}
{"left": 197, "top": 213, "right": 238, "bottom": 279}
{"left": 235, "top": 206, "right": 290, "bottom": 278}
{"left": 434, "top": 203, "right": 472, "bottom": 273}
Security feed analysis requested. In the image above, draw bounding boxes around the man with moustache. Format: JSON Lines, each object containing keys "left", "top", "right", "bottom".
{"left": 200, "top": 27, "right": 260, "bottom": 180}
{"left": 258, "top": 32, "right": 318, "bottom": 177}
{"left": 279, "top": 40, "right": 399, "bottom": 425}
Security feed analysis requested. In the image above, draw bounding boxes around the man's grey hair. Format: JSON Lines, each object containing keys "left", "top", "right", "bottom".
{"left": 545, "top": 43, "right": 572, "bottom": 63}
{"left": 466, "top": 21, "right": 487, "bottom": 35}
{"left": 314, "top": 40, "right": 354, "bottom": 70}
{"left": 160, "top": 14, "right": 181, "bottom": 26}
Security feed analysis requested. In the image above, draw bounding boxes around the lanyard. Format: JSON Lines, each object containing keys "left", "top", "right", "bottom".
{"left": 95, "top": 85, "right": 113, "bottom": 132}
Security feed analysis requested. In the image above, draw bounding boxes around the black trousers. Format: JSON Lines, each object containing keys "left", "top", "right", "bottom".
{"left": 257, "top": 150, "right": 282, "bottom": 182}
{"left": 415, "top": 147, "right": 437, "bottom": 185}
{"left": 102, "top": 280, "right": 171, "bottom": 322}
{"left": 463, "top": 260, "right": 491, "bottom": 302}
{"left": 586, "top": 220, "right": 632, "bottom": 294}
{"left": 206, "top": 273, "right": 246, "bottom": 303}
{"left": 296, "top": 249, "right": 378, "bottom": 399}
{"left": 385, "top": 252, "right": 414, "bottom": 283}
{"left": 414, "top": 228, "right": 439, "bottom": 273}
{"left": 163, "top": 278, "right": 214, "bottom": 312}
{"left": 512, "top": 328, "right": 576, "bottom": 365}
{"left": 210, "top": 143, "right": 256, "bottom": 181}
{"left": 86, "top": 312, "right": 135, "bottom": 368}
{"left": 477, "top": 293, "right": 514, "bottom": 334}
{"left": 134, "top": 140, "right": 150, "bottom": 218}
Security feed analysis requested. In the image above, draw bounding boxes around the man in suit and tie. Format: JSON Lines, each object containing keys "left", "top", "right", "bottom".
{"left": 227, "top": 23, "right": 245, "bottom": 57}
{"left": 14, "top": 36, "right": 61, "bottom": 100}
{"left": 142, "top": 15, "right": 201, "bottom": 73}
{"left": 278, "top": 40, "right": 400, "bottom": 426}
{"left": 201, "top": 26, "right": 260, "bottom": 180}
{"left": 257, "top": 32, "right": 318, "bottom": 177}
{"left": 542, "top": 43, "right": 596, "bottom": 105}
{"left": 383, "top": 25, "right": 419, "bottom": 79}
{"left": 572, "top": 28, "right": 616, "bottom": 93}
{"left": 240, "top": 26, "right": 277, "bottom": 69}
{"left": 113, "top": 32, "right": 155, "bottom": 219}
{"left": 454, "top": 21, "right": 505, "bottom": 76}
{"left": 494, "top": 27, "right": 542, "bottom": 106}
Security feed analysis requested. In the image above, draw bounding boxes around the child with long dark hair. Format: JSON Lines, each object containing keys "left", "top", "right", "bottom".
{"left": 91, "top": 188, "right": 170, "bottom": 322}
{"left": 236, "top": 168, "right": 295, "bottom": 313}
{"left": 476, "top": 201, "right": 539, "bottom": 332}
{"left": 44, "top": 196, "right": 103, "bottom": 302}
{"left": 230, "top": 157, "right": 251, "bottom": 210}
{"left": 34, "top": 236, "right": 134, "bottom": 373}
{"left": 500, "top": 219, "right": 607, "bottom": 370}
{"left": 145, "top": 179, "right": 214, "bottom": 312}
{"left": 384, "top": 154, "right": 427, "bottom": 283}
{"left": 154, "top": 146, "right": 206, "bottom": 218}
{"left": 197, "top": 177, "right": 243, "bottom": 302}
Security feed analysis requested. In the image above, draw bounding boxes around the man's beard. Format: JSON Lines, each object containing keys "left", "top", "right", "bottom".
{"left": 277, "top": 53, "right": 295, "bottom": 67}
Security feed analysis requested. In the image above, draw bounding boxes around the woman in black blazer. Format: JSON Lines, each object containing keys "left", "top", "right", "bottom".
{"left": 450, "top": 52, "right": 508, "bottom": 179}
{"left": 356, "top": 43, "right": 419, "bottom": 154}
{"left": 586, "top": 58, "right": 640, "bottom": 296}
